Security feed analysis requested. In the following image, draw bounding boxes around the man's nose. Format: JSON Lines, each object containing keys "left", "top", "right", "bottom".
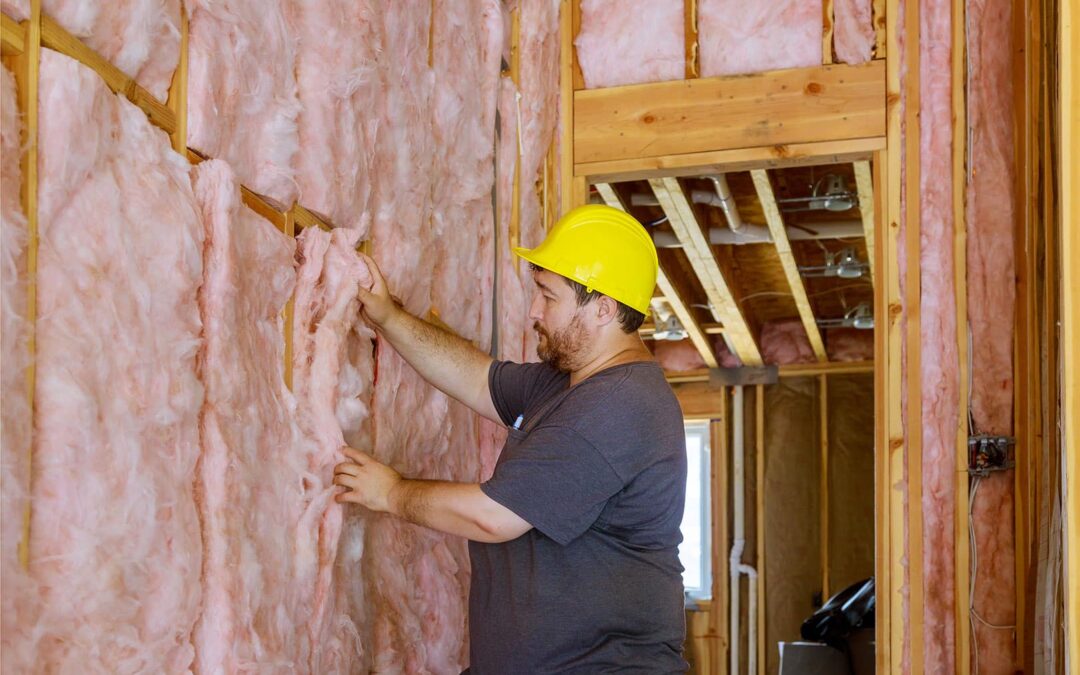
{"left": 528, "top": 294, "right": 543, "bottom": 321}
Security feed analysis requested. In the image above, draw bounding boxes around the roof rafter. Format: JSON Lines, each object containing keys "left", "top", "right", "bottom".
{"left": 853, "top": 160, "right": 876, "bottom": 284}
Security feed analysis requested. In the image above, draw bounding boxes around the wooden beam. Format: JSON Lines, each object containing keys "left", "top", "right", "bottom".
{"left": 751, "top": 169, "right": 828, "bottom": 361}
{"left": 1, "top": 11, "right": 24, "bottom": 55}
{"left": 595, "top": 182, "right": 719, "bottom": 368}
{"left": 873, "top": 0, "right": 887, "bottom": 58}
{"left": 290, "top": 203, "right": 332, "bottom": 233}
{"left": 283, "top": 209, "right": 296, "bottom": 391}
{"left": 649, "top": 177, "right": 761, "bottom": 365}
{"left": 571, "top": 0, "right": 583, "bottom": 90}
{"left": 853, "top": 160, "right": 876, "bottom": 284}
{"left": 13, "top": 0, "right": 40, "bottom": 571}
{"left": 684, "top": 0, "right": 698, "bottom": 79}
{"left": 166, "top": 6, "right": 188, "bottom": 154}
{"left": 712, "top": 410, "right": 730, "bottom": 667}
{"left": 559, "top": 0, "right": 575, "bottom": 215}
{"left": 819, "top": 374, "right": 830, "bottom": 600}
{"left": 576, "top": 136, "right": 884, "bottom": 184}
{"left": 822, "top": 0, "right": 834, "bottom": 65}
{"left": 573, "top": 61, "right": 886, "bottom": 166}
{"left": 40, "top": 13, "right": 175, "bottom": 135}
{"left": 755, "top": 384, "right": 766, "bottom": 675}
{"left": 666, "top": 360, "right": 873, "bottom": 383}
{"left": 641, "top": 321, "right": 723, "bottom": 337}
{"left": 1063, "top": 0, "right": 1080, "bottom": 663}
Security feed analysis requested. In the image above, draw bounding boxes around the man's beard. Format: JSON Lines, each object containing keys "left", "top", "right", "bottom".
{"left": 534, "top": 314, "right": 587, "bottom": 372}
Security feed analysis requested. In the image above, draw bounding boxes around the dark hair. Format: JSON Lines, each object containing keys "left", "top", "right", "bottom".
{"left": 531, "top": 264, "right": 646, "bottom": 334}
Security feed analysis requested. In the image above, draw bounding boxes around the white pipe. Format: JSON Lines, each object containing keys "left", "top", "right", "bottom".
{"left": 705, "top": 175, "right": 744, "bottom": 233}
{"left": 650, "top": 220, "right": 865, "bottom": 247}
{"left": 728, "top": 386, "right": 760, "bottom": 675}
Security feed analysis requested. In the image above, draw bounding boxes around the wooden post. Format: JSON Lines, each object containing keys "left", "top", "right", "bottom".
{"left": 712, "top": 395, "right": 730, "bottom": 670}
{"left": 822, "top": 0, "right": 834, "bottom": 65}
{"left": 12, "top": 0, "right": 41, "bottom": 571}
{"left": 819, "top": 374, "right": 830, "bottom": 600}
{"left": 683, "top": 0, "right": 698, "bottom": 79}
{"left": 853, "top": 161, "right": 876, "bottom": 284}
{"left": 166, "top": 5, "right": 188, "bottom": 154}
{"left": 559, "top": 0, "right": 576, "bottom": 216}
{"left": 755, "top": 384, "right": 766, "bottom": 674}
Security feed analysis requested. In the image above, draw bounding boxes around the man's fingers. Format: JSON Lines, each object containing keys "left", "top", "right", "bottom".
{"left": 340, "top": 446, "right": 371, "bottom": 464}
{"left": 332, "top": 473, "right": 358, "bottom": 489}
{"left": 334, "top": 462, "right": 360, "bottom": 477}
{"left": 335, "top": 490, "right": 359, "bottom": 504}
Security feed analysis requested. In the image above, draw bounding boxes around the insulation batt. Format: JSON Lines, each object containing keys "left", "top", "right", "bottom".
{"left": 1, "top": 0, "right": 29, "bottom": 20}
{"left": 967, "top": 0, "right": 1018, "bottom": 670}
{"left": 31, "top": 49, "right": 204, "bottom": 672}
{"left": 42, "top": 0, "right": 181, "bottom": 100}
{"left": 495, "top": 75, "right": 529, "bottom": 364}
{"left": 917, "top": 0, "right": 958, "bottom": 668}
{"left": 186, "top": 0, "right": 301, "bottom": 206}
{"left": 291, "top": 226, "right": 375, "bottom": 674}
{"left": 653, "top": 339, "right": 707, "bottom": 372}
{"left": 834, "top": 0, "right": 875, "bottom": 64}
{"left": 574, "top": 0, "right": 684, "bottom": 88}
{"left": 0, "top": 61, "right": 38, "bottom": 675}
{"left": 825, "top": 328, "right": 874, "bottom": 361}
{"left": 291, "top": 0, "right": 380, "bottom": 231}
{"left": 760, "top": 320, "right": 817, "bottom": 365}
{"left": 698, "top": 0, "right": 822, "bottom": 76}
{"left": 191, "top": 159, "right": 314, "bottom": 672}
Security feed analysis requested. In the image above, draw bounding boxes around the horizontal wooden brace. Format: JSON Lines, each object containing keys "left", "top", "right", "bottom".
{"left": 2, "top": 11, "right": 24, "bottom": 55}
{"left": 574, "top": 61, "right": 886, "bottom": 166}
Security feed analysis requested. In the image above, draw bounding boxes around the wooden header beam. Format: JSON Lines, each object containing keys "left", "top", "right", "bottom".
{"left": 574, "top": 61, "right": 886, "bottom": 168}
{"left": 751, "top": 169, "right": 828, "bottom": 362}
{"left": 649, "top": 177, "right": 763, "bottom": 365}
{"left": 595, "top": 182, "right": 719, "bottom": 368}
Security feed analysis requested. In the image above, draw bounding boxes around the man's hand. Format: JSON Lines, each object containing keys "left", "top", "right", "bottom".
{"left": 333, "top": 446, "right": 401, "bottom": 513}
{"left": 356, "top": 253, "right": 398, "bottom": 328}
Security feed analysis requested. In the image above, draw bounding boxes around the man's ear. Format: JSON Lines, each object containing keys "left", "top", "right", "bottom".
{"left": 593, "top": 295, "right": 619, "bottom": 327}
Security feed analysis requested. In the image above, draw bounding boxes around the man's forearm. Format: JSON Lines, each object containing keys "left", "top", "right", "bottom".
{"left": 387, "top": 479, "right": 530, "bottom": 544}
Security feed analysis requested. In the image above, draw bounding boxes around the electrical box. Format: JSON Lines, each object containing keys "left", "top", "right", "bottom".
{"left": 967, "top": 435, "right": 1015, "bottom": 476}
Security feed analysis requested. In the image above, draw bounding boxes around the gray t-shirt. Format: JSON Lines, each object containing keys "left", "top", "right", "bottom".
{"left": 467, "top": 359, "right": 689, "bottom": 674}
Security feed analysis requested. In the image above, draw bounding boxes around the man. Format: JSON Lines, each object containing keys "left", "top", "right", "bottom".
{"left": 333, "top": 204, "right": 689, "bottom": 673}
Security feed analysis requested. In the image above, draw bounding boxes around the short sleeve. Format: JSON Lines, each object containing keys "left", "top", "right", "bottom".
{"left": 487, "top": 360, "right": 563, "bottom": 426}
{"left": 480, "top": 425, "right": 625, "bottom": 545}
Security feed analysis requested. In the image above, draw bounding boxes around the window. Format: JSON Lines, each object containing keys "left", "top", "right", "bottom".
{"left": 679, "top": 421, "right": 712, "bottom": 603}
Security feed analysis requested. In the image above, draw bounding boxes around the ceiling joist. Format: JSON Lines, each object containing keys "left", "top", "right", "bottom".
{"left": 853, "top": 160, "right": 876, "bottom": 284}
{"left": 595, "top": 182, "right": 720, "bottom": 368}
{"left": 648, "top": 177, "right": 763, "bottom": 365}
{"left": 751, "top": 169, "right": 828, "bottom": 362}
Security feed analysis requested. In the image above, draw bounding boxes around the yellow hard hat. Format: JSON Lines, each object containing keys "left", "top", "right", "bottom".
{"left": 513, "top": 204, "right": 658, "bottom": 314}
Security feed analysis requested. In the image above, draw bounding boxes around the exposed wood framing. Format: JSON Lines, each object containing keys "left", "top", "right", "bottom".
{"left": 570, "top": 0, "right": 583, "bottom": 90}
{"left": 2, "top": 11, "right": 24, "bottom": 55}
{"left": 751, "top": 168, "right": 827, "bottom": 362}
{"left": 39, "top": 14, "right": 175, "bottom": 134}
{"left": 713, "top": 409, "right": 730, "bottom": 667}
{"left": 683, "top": 0, "right": 698, "bottom": 79}
{"left": 873, "top": 0, "right": 887, "bottom": 58}
{"left": 649, "top": 177, "right": 762, "bottom": 365}
{"left": 853, "top": 160, "right": 876, "bottom": 284}
{"left": 283, "top": 209, "right": 296, "bottom": 390}
{"left": 573, "top": 61, "right": 886, "bottom": 167}
{"left": 666, "top": 360, "right": 873, "bottom": 385}
{"left": 8, "top": 0, "right": 41, "bottom": 571}
{"left": 577, "top": 137, "right": 884, "bottom": 184}
{"left": 166, "top": 7, "right": 188, "bottom": 153}
{"left": 819, "top": 374, "right": 830, "bottom": 600}
{"left": 559, "top": 0, "right": 576, "bottom": 215}
{"left": 595, "top": 182, "right": 719, "bottom": 368}
{"left": 509, "top": 7, "right": 522, "bottom": 262}
{"left": 1064, "top": 0, "right": 1080, "bottom": 662}
{"left": 822, "top": 0, "right": 834, "bottom": 65}
{"left": 952, "top": 0, "right": 971, "bottom": 666}
{"left": 640, "top": 322, "right": 723, "bottom": 338}
{"left": 290, "top": 203, "right": 332, "bottom": 233}
{"left": 755, "top": 384, "right": 766, "bottom": 674}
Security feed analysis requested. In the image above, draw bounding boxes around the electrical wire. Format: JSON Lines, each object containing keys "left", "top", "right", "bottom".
{"left": 968, "top": 475, "right": 1017, "bottom": 675}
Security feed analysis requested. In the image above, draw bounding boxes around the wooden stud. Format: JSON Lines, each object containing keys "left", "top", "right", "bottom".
{"left": 1063, "top": 0, "right": 1080, "bottom": 663}
{"left": 427, "top": 0, "right": 436, "bottom": 68}
{"left": 559, "top": 0, "right": 575, "bottom": 216}
{"left": 283, "top": 208, "right": 296, "bottom": 391}
{"left": 751, "top": 169, "right": 828, "bottom": 362}
{"left": 649, "top": 177, "right": 762, "bottom": 365}
{"left": 13, "top": 0, "right": 40, "bottom": 571}
{"left": 902, "top": 0, "right": 924, "bottom": 668}
{"left": 571, "top": 0, "right": 584, "bottom": 91}
{"left": 822, "top": 0, "right": 834, "bottom": 65}
{"left": 509, "top": 8, "right": 522, "bottom": 265}
{"left": 873, "top": 0, "right": 887, "bottom": 58}
{"left": 166, "top": 6, "right": 188, "bottom": 154}
{"left": 713, "top": 402, "right": 730, "bottom": 668}
{"left": 572, "top": 61, "right": 886, "bottom": 166}
{"left": 40, "top": 14, "right": 176, "bottom": 134}
{"left": 755, "top": 384, "right": 766, "bottom": 675}
{"left": 819, "top": 374, "right": 830, "bottom": 600}
{"left": 576, "top": 137, "right": 884, "bottom": 184}
{"left": 509, "top": 7, "right": 520, "bottom": 84}
{"left": 683, "top": 0, "right": 698, "bottom": 79}
{"left": 291, "top": 203, "right": 333, "bottom": 233}
{"left": 1, "top": 11, "right": 24, "bottom": 55}
{"left": 595, "top": 182, "right": 719, "bottom": 368}
{"left": 952, "top": 0, "right": 971, "bottom": 667}
{"left": 853, "top": 160, "right": 876, "bottom": 284}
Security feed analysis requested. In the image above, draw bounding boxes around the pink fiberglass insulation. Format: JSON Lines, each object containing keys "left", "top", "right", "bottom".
{"left": 967, "top": 0, "right": 1017, "bottom": 670}
{"left": 495, "top": 76, "right": 530, "bottom": 364}
{"left": 291, "top": 0, "right": 380, "bottom": 231}
{"left": 1, "top": 0, "right": 29, "bottom": 20}
{"left": 191, "top": 159, "right": 317, "bottom": 672}
{"left": 653, "top": 339, "right": 707, "bottom": 372}
{"left": 698, "top": 0, "right": 822, "bottom": 77}
{"left": 917, "top": 0, "right": 957, "bottom": 668}
{"left": 825, "top": 328, "right": 874, "bottom": 361}
{"left": 518, "top": 0, "right": 559, "bottom": 253}
{"left": 0, "top": 62, "right": 38, "bottom": 675}
{"left": 42, "top": 0, "right": 181, "bottom": 100}
{"left": 31, "top": 49, "right": 203, "bottom": 672}
{"left": 761, "top": 320, "right": 817, "bottom": 365}
{"left": 574, "top": 0, "right": 684, "bottom": 88}
{"left": 291, "top": 226, "right": 376, "bottom": 673}
{"left": 186, "top": 0, "right": 301, "bottom": 206}
{"left": 834, "top": 0, "right": 875, "bottom": 64}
